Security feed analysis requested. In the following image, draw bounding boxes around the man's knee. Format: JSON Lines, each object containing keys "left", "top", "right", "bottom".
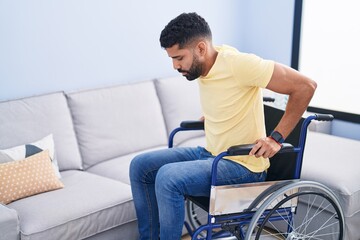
{"left": 155, "top": 164, "right": 183, "bottom": 194}
{"left": 129, "top": 153, "right": 150, "bottom": 180}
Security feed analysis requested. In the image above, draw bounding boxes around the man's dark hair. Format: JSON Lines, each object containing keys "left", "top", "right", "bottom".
{"left": 160, "top": 12, "right": 212, "bottom": 49}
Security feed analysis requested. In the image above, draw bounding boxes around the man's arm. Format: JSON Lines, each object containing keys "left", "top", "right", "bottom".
{"left": 250, "top": 62, "right": 317, "bottom": 158}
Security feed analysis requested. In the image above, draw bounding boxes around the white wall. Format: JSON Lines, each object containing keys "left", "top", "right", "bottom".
{"left": 0, "top": 0, "right": 295, "bottom": 101}
{"left": 2, "top": 0, "right": 358, "bottom": 139}
{"left": 239, "top": 0, "right": 295, "bottom": 66}
{"left": 0, "top": 0, "right": 243, "bottom": 101}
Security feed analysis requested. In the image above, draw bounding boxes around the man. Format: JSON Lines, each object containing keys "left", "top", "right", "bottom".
{"left": 129, "top": 12, "right": 316, "bottom": 240}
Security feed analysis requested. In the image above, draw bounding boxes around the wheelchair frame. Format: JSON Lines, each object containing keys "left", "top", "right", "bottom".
{"left": 169, "top": 112, "right": 345, "bottom": 240}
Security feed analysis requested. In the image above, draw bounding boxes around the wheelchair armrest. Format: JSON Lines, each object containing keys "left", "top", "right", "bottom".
{"left": 227, "top": 143, "right": 294, "bottom": 156}
{"left": 168, "top": 121, "right": 204, "bottom": 148}
{"left": 180, "top": 120, "right": 205, "bottom": 130}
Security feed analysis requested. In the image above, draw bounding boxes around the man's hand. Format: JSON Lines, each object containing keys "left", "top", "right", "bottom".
{"left": 249, "top": 137, "right": 281, "bottom": 158}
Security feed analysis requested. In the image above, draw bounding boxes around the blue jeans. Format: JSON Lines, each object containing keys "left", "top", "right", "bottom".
{"left": 129, "top": 146, "right": 266, "bottom": 240}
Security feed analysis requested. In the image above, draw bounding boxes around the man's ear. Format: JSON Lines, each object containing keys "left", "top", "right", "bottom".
{"left": 196, "top": 41, "right": 207, "bottom": 56}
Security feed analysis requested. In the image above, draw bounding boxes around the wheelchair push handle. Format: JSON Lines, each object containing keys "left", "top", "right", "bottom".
{"left": 314, "top": 113, "right": 334, "bottom": 121}
{"left": 227, "top": 143, "right": 295, "bottom": 156}
{"left": 180, "top": 120, "right": 205, "bottom": 130}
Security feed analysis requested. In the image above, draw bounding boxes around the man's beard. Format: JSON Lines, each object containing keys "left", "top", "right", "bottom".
{"left": 178, "top": 56, "right": 203, "bottom": 81}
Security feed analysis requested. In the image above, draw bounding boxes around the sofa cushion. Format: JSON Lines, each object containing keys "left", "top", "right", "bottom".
{"left": 0, "top": 204, "right": 19, "bottom": 239}
{"left": 155, "top": 76, "right": 204, "bottom": 145}
{"left": 0, "top": 92, "right": 82, "bottom": 171}
{"left": 86, "top": 146, "right": 165, "bottom": 185}
{"left": 0, "top": 134, "right": 61, "bottom": 178}
{"left": 66, "top": 80, "right": 168, "bottom": 169}
{"left": 0, "top": 150, "right": 64, "bottom": 204}
{"left": 7, "top": 170, "right": 136, "bottom": 240}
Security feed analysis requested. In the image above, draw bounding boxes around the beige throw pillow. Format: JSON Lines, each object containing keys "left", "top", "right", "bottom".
{"left": 0, "top": 134, "right": 61, "bottom": 178}
{"left": 0, "top": 150, "right": 64, "bottom": 204}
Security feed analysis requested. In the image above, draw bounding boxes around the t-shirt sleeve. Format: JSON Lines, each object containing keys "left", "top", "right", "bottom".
{"left": 231, "top": 53, "right": 275, "bottom": 88}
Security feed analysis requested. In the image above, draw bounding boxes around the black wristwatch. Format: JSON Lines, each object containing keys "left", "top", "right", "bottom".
{"left": 270, "top": 130, "right": 285, "bottom": 144}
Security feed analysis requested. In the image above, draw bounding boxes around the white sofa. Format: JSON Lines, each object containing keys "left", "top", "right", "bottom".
{"left": 0, "top": 76, "right": 358, "bottom": 239}
{"left": 0, "top": 77, "right": 203, "bottom": 240}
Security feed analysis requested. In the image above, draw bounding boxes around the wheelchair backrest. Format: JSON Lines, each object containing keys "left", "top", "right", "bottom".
{"left": 264, "top": 104, "right": 304, "bottom": 181}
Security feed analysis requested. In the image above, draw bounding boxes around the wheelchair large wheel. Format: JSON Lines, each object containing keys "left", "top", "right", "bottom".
{"left": 245, "top": 181, "right": 344, "bottom": 240}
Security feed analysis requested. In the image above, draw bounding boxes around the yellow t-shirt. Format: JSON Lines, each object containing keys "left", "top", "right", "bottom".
{"left": 198, "top": 45, "right": 274, "bottom": 172}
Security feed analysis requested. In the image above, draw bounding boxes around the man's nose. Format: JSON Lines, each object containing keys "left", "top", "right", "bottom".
{"left": 172, "top": 60, "right": 180, "bottom": 70}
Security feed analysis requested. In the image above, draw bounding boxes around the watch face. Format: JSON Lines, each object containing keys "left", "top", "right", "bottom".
{"left": 271, "top": 131, "right": 284, "bottom": 143}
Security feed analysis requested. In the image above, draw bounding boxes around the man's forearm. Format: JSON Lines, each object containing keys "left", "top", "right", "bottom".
{"left": 274, "top": 80, "right": 316, "bottom": 139}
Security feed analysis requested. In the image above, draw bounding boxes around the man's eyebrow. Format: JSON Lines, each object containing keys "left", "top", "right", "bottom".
{"left": 171, "top": 55, "right": 182, "bottom": 59}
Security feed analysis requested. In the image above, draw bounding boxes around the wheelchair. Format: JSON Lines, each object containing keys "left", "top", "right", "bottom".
{"left": 168, "top": 104, "right": 345, "bottom": 240}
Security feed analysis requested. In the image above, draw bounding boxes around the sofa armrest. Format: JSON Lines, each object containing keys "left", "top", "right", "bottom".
{"left": 0, "top": 204, "right": 19, "bottom": 240}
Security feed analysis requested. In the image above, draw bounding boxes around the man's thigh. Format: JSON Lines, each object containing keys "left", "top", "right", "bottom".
{"left": 130, "top": 147, "right": 209, "bottom": 181}
{"left": 156, "top": 158, "right": 264, "bottom": 197}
